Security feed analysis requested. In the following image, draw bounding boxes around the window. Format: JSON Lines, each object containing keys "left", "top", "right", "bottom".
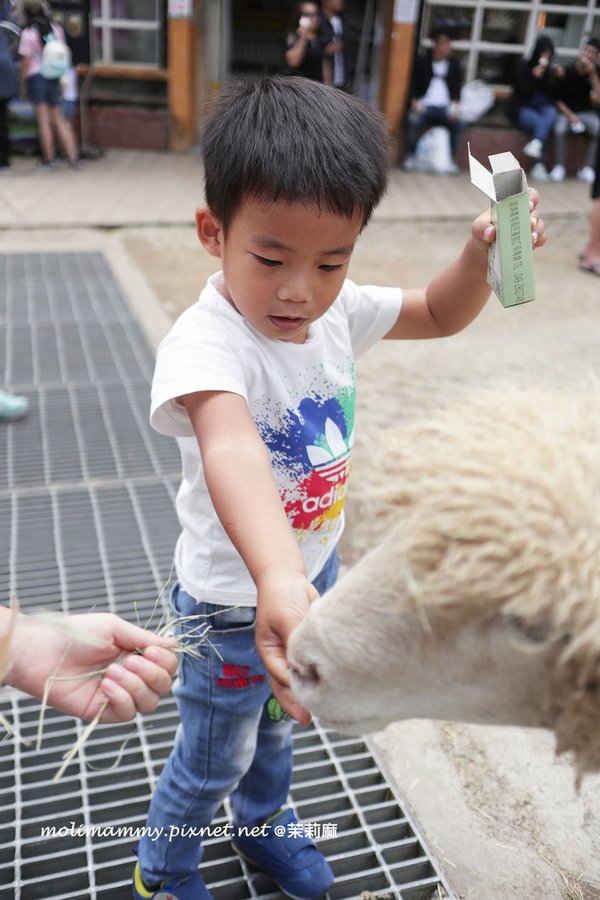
{"left": 419, "top": 0, "right": 600, "bottom": 87}
{"left": 91, "top": 0, "right": 165, "bottom": 66}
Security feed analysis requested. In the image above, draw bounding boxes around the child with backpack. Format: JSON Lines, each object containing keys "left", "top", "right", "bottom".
{"left": 17, "top": 0, "right": 80, "bottom": 170}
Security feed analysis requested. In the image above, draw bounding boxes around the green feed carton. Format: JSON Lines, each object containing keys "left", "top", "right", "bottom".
{"left": 468, "top": 146, "right": 535, "bottom": 308}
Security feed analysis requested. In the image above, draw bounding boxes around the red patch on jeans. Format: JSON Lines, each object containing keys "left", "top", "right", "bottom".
{"left": 216, "top": 663, "right": 266, "bottom": 689}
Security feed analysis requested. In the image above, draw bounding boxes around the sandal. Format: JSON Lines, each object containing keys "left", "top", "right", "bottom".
{"left": 579, "top": 261, "right": 600, "bottom": 276}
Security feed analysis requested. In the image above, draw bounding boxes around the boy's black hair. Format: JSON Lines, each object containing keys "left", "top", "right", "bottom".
{"left": 585, "top": 36, "right": 600, "bottom": 53}
{"left": 201, "top": 76, "right": 390, "bottom": 232}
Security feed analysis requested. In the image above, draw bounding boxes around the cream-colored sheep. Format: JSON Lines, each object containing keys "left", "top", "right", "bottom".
{"left": 288, "top": 384, "right": 600, "bottom": 782}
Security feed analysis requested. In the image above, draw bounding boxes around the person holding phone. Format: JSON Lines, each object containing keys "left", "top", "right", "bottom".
{"left": 284, "top": 1, "right": 329, "bottom": 83}
{"left": 507, "top": 35, "right": 564, "bottom": 181}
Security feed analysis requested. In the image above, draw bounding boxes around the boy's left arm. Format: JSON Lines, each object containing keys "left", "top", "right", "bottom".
{"left": 385, "top": 189, "right": 546, "bottom": 340}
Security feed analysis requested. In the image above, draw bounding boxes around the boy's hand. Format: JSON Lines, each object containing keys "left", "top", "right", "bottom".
{"left": 255, "top": 570, "right": 319, "bottom": 725}
{"left": 470, "top": 187, "right": 547, "bottom": 259}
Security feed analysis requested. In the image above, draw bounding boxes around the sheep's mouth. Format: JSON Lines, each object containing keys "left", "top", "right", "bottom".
{"left": 314, "top": 714, "right": 391, "bottom": 736}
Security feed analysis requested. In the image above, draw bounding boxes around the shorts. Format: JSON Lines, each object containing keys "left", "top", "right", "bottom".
{"left": 61, "top": 99, "right": 75, "bottom": 121}
{"left": 26, "top": 73, "right": 61, "bottom": 107}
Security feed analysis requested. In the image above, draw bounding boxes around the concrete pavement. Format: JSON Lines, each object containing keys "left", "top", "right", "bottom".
{"left": 0, "top": 148, "right": 592, "bottom": 230}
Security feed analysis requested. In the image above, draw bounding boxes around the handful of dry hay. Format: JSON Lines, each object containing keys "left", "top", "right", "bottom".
{"left": 0, "top": 599, "right": 217, "bottom": 780}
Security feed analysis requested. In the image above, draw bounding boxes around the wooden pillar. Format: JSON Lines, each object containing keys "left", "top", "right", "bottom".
{"left": 167, "top": 3, "right": 197, "bottom": 151}
{"left": 380, "top": 0, "right": 420, "bottom": 161}
{"left": 382, "top": 22, "right": 416, "bottom": 135}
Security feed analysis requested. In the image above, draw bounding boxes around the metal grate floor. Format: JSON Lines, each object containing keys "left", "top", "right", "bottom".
{"left": 0, "top": 251, "right": 453, "bottom": 900}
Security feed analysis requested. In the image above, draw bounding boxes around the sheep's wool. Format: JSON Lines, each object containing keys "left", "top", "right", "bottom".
{"left": 309, "top": 382, "right": 600, "bottom": 782}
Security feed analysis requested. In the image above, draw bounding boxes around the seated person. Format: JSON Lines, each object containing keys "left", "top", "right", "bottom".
{"left": 550, "top": 37, "right": 600, "bottom": 184}
{"left": 506, "top": 35, "right": 564, "bottom": 182}
{"left": 403, "top": 29, "right": 464, "bottom": 174}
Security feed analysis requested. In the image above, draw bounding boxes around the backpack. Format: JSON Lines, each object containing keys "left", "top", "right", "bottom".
{"left": 41, "top": 31, "right": 71, "bottom": 79}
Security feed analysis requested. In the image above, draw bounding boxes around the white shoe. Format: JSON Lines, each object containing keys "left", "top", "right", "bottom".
{"left": 577, "top": 166, "right": 595, "bottom": 184}
{"left": 530, "top": 162, "right": 549, "bottom": 182}
{"left": 549, "top": 164, "right": 565, "bottom": 182}
{"left": 523, "top": 138, "right": 543, "bottom": 159}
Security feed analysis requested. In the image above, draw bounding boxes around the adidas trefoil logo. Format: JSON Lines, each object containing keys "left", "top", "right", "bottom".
{"left": 306, "top": 418, "right": 352, "bottom": 483}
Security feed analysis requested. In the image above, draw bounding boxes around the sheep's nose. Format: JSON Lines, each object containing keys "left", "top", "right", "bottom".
{"left": 289, "top": 661, "right": 320, "bottom": 685}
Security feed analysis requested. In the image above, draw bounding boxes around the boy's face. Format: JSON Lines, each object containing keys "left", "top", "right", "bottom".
{"left": 197, "top": 198, "right": 363, "bottom": 344}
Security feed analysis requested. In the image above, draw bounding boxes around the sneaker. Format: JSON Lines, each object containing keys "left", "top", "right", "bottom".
{"left": 577, "top": 166, "right": 595, "bottom": 184}
{"left": 232, "top": 808, "right": 334, "bottom": 900}
{"left": 68, "top": 157, "right": 82, "bottom": 170}
{"left": 530, "top": 162, "right": 549, "bottom": 182}
{"left": 132, "top": 862, "right": 213, "bottom": 899}
{"left": 0, "top": 390, "right": 28, "bottom": 422}
{"left": 36, "top": 160, "right": 54, "bottom": 172}
{"left": 549, "top": 164, "right": 565, "bottom": 182}
{"left": 523, "top": 138, "right": 543, "bottom": 159}
{"left": 0, "top": 165, "right": 11, "bottom": 176}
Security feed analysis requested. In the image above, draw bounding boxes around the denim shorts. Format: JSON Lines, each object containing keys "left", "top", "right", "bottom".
{"left": 26, "top": 73, "right": 61, "bottom": 107}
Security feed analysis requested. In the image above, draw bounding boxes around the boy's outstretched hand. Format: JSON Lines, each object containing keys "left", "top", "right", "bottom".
{"left": 255, "top": 570, "right": 318, "bottom": 725}
{"left": 471, "top": 187, "right": 547, "bottom": 255}
{"left": 3, "top": 611, "right": 177, "bottom": 723}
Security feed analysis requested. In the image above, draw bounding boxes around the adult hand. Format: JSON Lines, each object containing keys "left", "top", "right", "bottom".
{"left": 3, "top": 611, "right": 177, "bottom": 723}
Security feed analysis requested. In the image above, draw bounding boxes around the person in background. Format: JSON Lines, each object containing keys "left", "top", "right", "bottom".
{"left": 16, "top": 0, "right": 79, "bottom": 170}
{"left": 59, "top": 62, "right": 78, "bottom": 147}
{"left": 549, "top": 37, "right": 600, "bottom": 184}
{"left": 0, "top": 27, "right": 18, "bottom": 174}
{"left": 0, "top": 388, "right": 28, "bottom": 420}
{"left": 579, "top": 140, "right": 600, "bottom": 275}
{"left": 403, "top": 29, "right": 465, "bottom": 174}
{"left": 321, "top": 0, "right": 354, "bottom": 92}
{"left": 285, "top": 1, "right": 329, "bottom": 83}
{"left": 507, "top": 35, "right": 564, "bottom": 182}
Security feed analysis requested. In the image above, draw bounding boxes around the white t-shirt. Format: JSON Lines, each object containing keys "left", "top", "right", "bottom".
{"left": 423, "top": 59, "right": 451, "bottom": 107}
{"left": 151, "top": 272, "right": 402, "bottom": 606}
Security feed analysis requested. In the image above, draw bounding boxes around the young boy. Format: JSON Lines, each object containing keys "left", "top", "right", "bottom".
{"left": 133, "top": 75, "right": 545, "bottom": 900}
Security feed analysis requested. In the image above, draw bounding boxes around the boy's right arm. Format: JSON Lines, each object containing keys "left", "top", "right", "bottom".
{"left": 181, "top": 390, "right": 316, "bottom": 723}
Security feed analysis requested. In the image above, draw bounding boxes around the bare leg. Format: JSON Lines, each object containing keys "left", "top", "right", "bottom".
{"left": 35, "top": 103, "right": 55, "bottom": 162}
{"left": 581, "top": 199, "right": 600, "bottom": 269}
{"left": 49, "top": 106, "right": 77, "bottom": 161}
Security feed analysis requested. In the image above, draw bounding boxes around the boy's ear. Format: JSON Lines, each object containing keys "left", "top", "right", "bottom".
{"left": 196, "top": 207, "right": 224, "bottom": 258}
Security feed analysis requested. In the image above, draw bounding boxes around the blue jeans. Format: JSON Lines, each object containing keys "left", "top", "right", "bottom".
{"left": 517, "top": 104, "right": 557, "bottom": 148}
{"left": 138, "top": 550, "right": 340, "bottom": 884}
{"left": 406, "top": 105, "right": 464, "bottom": 157}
